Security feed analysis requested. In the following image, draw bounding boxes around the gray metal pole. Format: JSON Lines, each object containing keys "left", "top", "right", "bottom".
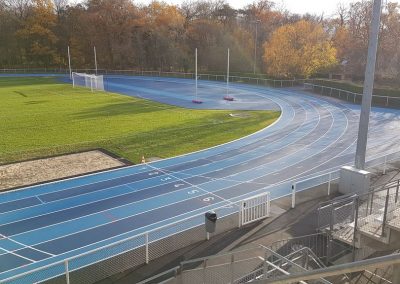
{"left": 354, "top": 0, "right": 382, "bottom": 170}
{"left": 94, "top": 46, "right": 98, "bottom": 75}
{"left": 67, "top": 46, "right": 72, "bottom": 79}
{"left": 253, "top": 22, "right": 258, "bottom": 74}
{"left": 195, "top": 48, "right": 198, "bottom": 100}
{"left": 227, "top": 48, "right": 230, "bottom": 96}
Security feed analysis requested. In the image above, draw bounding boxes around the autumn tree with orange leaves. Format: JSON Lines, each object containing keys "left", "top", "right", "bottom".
{"left": 263, "top": 20, "right": 337, "bottom": 78}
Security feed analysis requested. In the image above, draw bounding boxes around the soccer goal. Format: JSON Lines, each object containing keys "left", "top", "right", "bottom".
{"left": 72, "top": 72, "right": 104, "bottom": 92}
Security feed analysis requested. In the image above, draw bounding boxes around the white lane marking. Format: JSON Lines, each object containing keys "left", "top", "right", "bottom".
{"left": 1, "top": 79, "right": 396, "bottom": 262}
{"left": 0, "top": 92, "right": 384, "bottom": 235}
{"left": 0, "top": 97, "right": 341, "bottom": 229}
{"left": 0, "top": 117, "right": 394, "bottom": 272}
{"left": 0, "top": 245, "right": 36, "bottom": 263}
{"left": 0, "top": 82, "right": 288, "bottom": 204}
{"left": 35, "top": 196, "right": 44, "bottom": 205}
{"left": 0, "top": 96, "right": 300, "bottom": 216}
{"left": 146, "top": 164, "right": 238, "bottom": 207}
{"left": 0, "top": 233, "right": 55, "bottom": 257}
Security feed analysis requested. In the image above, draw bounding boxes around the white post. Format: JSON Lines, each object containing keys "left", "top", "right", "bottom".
{"left": 145, "top": 232, "right": 149, "bottom": 264}
{"left": 90, "top": 77, "right": 93, "bottom": 92}
{"left": 94, "top": 46, "right": 98, "bottom": 75}
{"left": 67, "top": 46, "right": 72, "bottom": 79}
{"left": 253, "top": 21, "right": 259, "bottom": 74}
{"left": 72, "top": 73, "right": 75, "bottom": 88}
{"left": 328, "top": 173, "right": 332, "bottom": 195}
{"left": 226, "top": 48, "right": 230, "bottom": 96}
{"left": 383, "top": 155, "right": 387, "bottom": 174}
{"left": 195, "top": 48, "right": 198, "bottom": 100}
{"left": 355, "top": 0, "right": 382, "bottom": 170}
{"left": 206, "top": 232, "right": 210, "bottom": 240}
{"left": 238, "top": 201, "right": 243, "bottom": 228}
{"left": 64, "top": 260, "right": 70, "bottom": 284}
{"left": 291, "top": 183, "right": 296, "bottom": 208}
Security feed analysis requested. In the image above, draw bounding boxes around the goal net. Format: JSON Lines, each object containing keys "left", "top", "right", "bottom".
{"left": 72, "top": 72, "right": 104, "bottom": 92}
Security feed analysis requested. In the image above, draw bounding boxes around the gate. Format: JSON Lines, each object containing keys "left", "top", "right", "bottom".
{"left": 239, "top": 192, "right": 270, "bottom": 226}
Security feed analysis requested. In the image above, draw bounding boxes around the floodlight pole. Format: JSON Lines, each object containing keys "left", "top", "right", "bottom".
{"left": 253, "top": 20, "right": 260, "bottom": 74}
{"left": 195, "top": 48, "right": 198, "bottom": 100}
{"left": 354, "top": 0, "right": 382, "bottom": 170}
{"left": 94, "top": 46, "right": 98, "bottom": 75}
{"left": 67, "top": 46, "right": 72, "bottom": 79}
{"left": 227, "top": 48, "right": 230, "bottom": 96}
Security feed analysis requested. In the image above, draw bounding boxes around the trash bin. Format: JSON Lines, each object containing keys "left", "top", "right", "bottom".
{"left": 205, "top": 211, "right": 217, "bottom": 233}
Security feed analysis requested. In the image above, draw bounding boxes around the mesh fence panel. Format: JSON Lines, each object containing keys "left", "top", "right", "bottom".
{"left": 213, "top": 210, "right": 239, "bottom": 235}
{"left": 204, "top": 263, "right": 231, "bottom": 283}
{"left": 231, "top": 258, "right": 264, "bottom": 281}
{"left": 68, "top": 235, "right": 146, "bottom": 284}
{"left": 181, "top": 268, "right": 205, "bottom": 283}
{"left": 333, "top": 201, "right": 356, "bottom": 230}
{"left": 2, "top": 262, "right": 66, "bottom": 284}
{"left": 148, "top": 224, "right": 205, "bottom": 262}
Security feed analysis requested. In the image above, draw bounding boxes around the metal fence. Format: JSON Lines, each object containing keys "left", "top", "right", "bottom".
{"left": 2, "top": 149, "right": 400, "bottom": 283}
{"left": 250, "top": 252, "right": 400, "bottom": 284}
{"left": 3, "top": 68, "right": 400, "bottom": 108}
{"left": 1, "top": 70, "right": 400, "bottom": 282}
{"left": 139, "top": 243, "right": 334, "bottom": 284}
{"left": 0, "top": 68, "right": 305, "bottom": 88}
{"left": 317, "top": 175, "right": 400, "bottom": 265}
{"left": 304, "top": 83, "right": 400, "bottom": 108}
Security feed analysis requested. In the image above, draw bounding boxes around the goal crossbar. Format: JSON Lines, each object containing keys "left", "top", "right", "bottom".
{"left": 72, "top": 72, "right": 104, "bottom": 92}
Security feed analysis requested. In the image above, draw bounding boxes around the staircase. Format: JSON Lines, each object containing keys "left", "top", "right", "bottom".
{"left": 138, "top": 234, "right": 342, "bottom": 284}
{"left": 317, "top": 178, "right": 400, "bottom": 255}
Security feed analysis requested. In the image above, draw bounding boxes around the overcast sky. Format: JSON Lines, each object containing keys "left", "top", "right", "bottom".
{"left": 136, "top": 0, "right": 399, "bottom": 17}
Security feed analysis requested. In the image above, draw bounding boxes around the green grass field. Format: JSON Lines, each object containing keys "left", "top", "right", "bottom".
{"left": 0, "top": 77, "right": 280, "bottom": 164}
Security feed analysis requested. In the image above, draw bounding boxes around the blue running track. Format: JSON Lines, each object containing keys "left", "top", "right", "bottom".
{"left": 1, "top": 75, "right": 400, "bottom": 282}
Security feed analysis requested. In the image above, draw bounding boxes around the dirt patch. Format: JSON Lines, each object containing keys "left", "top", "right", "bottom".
{"left": 0, "top": 150, "right": 126, "bottom": 191}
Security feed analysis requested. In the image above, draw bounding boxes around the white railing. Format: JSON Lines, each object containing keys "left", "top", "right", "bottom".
{"left": 1, "top": 70, "right": 400, "bottom": 282}
{"left": 251, "top": 253, "right": 400, "bottom": 284}
{"left": 304, "top": 83, "right": 400, "bottom": 108}
{"left": 2, "top": 149, "right": 400, "bottom": 283}
{"left": 141, "top": 244, "right": 333, "bottom": 284}
{"left": 0, "top": 68, "right": 306, "bottom": 88}
{"left": 239, "top": 192, "right": 270, "bottom": 226}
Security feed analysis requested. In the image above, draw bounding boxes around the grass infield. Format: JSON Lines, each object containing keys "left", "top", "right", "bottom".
{"left": 0, "top": 77, "right": 280, "bottom": 164}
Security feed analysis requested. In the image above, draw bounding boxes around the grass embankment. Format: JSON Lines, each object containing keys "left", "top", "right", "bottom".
{"left": 0, "top": 77, "right": 280, "bottom": 164}
{"left": 312, "top": 79, "right": 400, "bottom": 98}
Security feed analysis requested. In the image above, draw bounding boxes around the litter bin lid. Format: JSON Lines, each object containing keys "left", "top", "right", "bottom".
{"left": 205, "top": 211, "right": 217, "bottom": 221}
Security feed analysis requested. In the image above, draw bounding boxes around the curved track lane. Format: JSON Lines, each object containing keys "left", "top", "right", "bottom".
{"left": 0, "top": 75, "right": 400, "bottom": 280}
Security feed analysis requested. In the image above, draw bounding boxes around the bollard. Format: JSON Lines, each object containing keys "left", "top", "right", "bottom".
{"left": 291, "top": 183, "right": 296, "bottom": 208}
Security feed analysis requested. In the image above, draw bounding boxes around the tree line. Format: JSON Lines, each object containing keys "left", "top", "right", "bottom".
{"left": 1, "top": 0, "right": 400, "bottom": 80}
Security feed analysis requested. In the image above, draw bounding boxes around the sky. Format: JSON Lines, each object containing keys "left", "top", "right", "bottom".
{"left": 137, "top": 0, "right": 400, "bottom": 17}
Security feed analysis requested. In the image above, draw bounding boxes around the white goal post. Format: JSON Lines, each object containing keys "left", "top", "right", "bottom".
{"left": 72, "top": 72, "right": 104, "bottom": 92}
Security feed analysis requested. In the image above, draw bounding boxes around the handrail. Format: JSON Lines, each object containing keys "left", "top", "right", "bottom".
{"left": 304, "top": 82, "right": 400, "bottom": 107}
{"left": 251, "top": 252, "right": 400, "bottom": 284}
{"left": 259, "top": 245, "right": 332, "bottom": 284}
{"left": 180, "top": 244, "right": 260, "bottom": 266}
{"left": 1, "top": 74, "right": 400, "bottom": 283}
{"left": 136, "top": 266, "right": 179, "bottom": 284}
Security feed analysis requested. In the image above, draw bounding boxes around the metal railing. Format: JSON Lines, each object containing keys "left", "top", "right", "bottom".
{"left": 250, "top": 252, "right": 400, "bottom": 284}
{"left": 139, "top": 243, "right": 333, "bottom": 284}
{"left": 1, "top": 69, "right": 400, "bottom": 282}
{"left": 0, "top": 68, "right": 306, "bottom": 88}
{"left": 268, "top": 233, "right": 330, "bottom": 264}
{"left": 2, "top": 68, "right": 400, "bottom": 108}
{"left": 304, "top": 83, "right": 400, "bottom": 108}
{"left": 2, "top": 149, "right": 400, "bottom": 283}
{"left": 318, "top": 177, "right": 400, "bottom": 236}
